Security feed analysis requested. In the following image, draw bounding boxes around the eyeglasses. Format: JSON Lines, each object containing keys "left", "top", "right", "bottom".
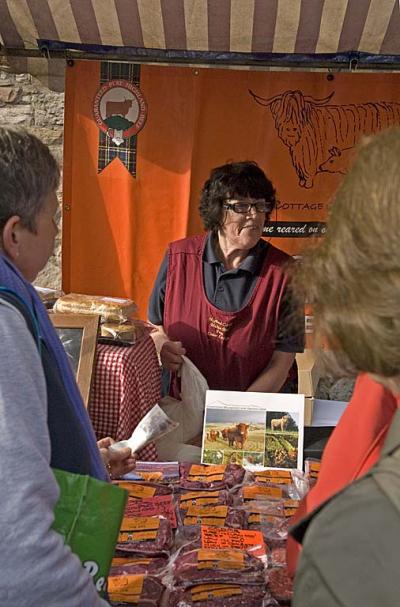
{"left": 223, "top": 199, "right": 271, "bottom": 214}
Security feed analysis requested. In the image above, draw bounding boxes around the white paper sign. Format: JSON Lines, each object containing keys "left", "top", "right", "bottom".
{"left": 201, "top": 390, "right": 305, "bottom": 471}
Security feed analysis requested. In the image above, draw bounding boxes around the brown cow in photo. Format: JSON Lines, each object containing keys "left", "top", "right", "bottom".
{"left": 209, "top": 430, "right": 219, "bottom": 442}
{"left": 227, "top": 423, "right": 249, "bottom": 449}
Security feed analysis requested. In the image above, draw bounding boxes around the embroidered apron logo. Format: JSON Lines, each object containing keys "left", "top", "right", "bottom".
{"left": 207, "top": 316, "right": 232, "bottom": 341}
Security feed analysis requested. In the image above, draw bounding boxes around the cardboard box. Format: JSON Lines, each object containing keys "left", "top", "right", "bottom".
{"left": 296, "top": 349, "right": 322, "bottom": 426}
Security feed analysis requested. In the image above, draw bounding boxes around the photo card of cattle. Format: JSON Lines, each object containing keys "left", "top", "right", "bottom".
{"left": 201, "top": 391, "right": 304, "bottom": 471}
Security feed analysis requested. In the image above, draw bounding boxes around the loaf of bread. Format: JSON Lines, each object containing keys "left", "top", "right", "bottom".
{"left": 100, "top": 322, "right": 136, "bottom": 341}
{"left": 53, "top": 293, "right": 137, "bottom": 323}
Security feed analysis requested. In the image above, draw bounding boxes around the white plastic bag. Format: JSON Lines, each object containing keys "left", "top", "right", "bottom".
{"left": 155, "top": 356, "right": 208, "bottom": 461}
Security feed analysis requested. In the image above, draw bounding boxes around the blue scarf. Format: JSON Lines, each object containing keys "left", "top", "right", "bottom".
{"left": 0, "top": 254, "right": 108, "bottom": 481}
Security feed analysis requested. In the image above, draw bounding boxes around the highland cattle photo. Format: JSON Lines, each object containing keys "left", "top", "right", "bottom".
{"left": 202, "top": 407, "right": 266, "bottom": 466}
{"left": 264, "top": 411, "right": 299, "bottom": 469}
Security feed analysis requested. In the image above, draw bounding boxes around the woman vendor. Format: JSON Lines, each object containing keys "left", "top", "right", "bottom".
{"left": 149, "top": 161, "right": 304, "bottom": 395}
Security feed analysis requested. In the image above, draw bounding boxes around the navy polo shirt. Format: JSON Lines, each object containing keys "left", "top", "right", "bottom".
{"left": 148, "top": 233, "right": 304, "bottom": 353}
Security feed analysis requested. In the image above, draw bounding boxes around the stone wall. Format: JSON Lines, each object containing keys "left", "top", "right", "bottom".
{"left": 0, "top": 68, "right": 64, "bottom": 289}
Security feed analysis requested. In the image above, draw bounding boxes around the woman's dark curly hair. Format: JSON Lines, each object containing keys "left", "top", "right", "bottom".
{"left": 199, "top": 161, "right": 276, "bottom": 232}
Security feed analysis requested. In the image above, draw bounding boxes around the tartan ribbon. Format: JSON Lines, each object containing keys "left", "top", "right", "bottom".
{"left": 97, "top": 63, "right": 141, "bottom": 176}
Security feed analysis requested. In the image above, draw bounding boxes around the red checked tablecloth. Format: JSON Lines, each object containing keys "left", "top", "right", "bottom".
{"left": 89, "top": 335, "right": 162, "bottom": 461}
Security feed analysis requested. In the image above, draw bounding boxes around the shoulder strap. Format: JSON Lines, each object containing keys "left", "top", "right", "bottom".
{"left": 0, "top": 287, "right": 41, "bottom": 354}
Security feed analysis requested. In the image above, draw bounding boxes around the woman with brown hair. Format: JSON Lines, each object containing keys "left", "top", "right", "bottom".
{"left": 149, "top": 161, "right": 304, "bottom": 397}
{"left": 290, "top": 128, "right": 400, "bottom": 606}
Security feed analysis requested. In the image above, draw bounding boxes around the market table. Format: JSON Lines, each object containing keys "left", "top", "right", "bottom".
{"left": 88, "top": 334, "right": 162, "bottom": 460}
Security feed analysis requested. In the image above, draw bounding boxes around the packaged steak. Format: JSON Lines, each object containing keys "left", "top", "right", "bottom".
{"left": 125, "top": 461, "right": 180, "bottom": 485}
{"left": 53, "top": 292, "right": 137, "bottom": 323}
{"left": 108, "top": 573, "right": 164, "bottom": 606}
{"left": 179, "top": 463, "right": 245, "bottom": 489}
{"left": 166, "top": 582, "right": 267, "bottom": 607}
{"left": 177, "top": 505, "right": 247, "bottom": 543}
{"left": 267, "top": 567, "right": 294, "bottom": 604}
{"left": 242, "top": 501, "right": 288, "bottom": 547}
{"left": 235, "top": 483, "right": 289, "bottom": 505}
{"left": 171, "top": 547, "right": 266, "bottom": 587}
{"left": 123, "top": 494, "right": 177, "bottom": 528}
{"left": 177, "top": 488, "right": 232, "bottom": 512}
{"left": 111, "top": 555, "right": 169, "bottom": 576}
{"left": 116, "top": 516, "right": 173, "bottom": 556}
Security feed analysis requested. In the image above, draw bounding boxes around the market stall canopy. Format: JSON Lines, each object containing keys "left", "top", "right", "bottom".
{"left": 0, "top": 0, "right": 400, "bottom": 91}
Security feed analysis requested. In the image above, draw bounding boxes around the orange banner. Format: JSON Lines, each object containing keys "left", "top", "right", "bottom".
{"left": 63, "top": 63, "right": 400, "bottom": 317}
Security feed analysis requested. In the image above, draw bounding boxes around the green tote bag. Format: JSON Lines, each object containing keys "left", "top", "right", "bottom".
{"left": 52, "top": 468, "right": 128, "bottom": 596}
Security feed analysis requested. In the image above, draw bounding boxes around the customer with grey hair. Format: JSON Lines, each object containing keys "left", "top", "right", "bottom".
{"left": 0, "top": 127, "right": 134, "bottom": 605}
{"left": 291, "top": 128, "right": 400, "bottom": 606}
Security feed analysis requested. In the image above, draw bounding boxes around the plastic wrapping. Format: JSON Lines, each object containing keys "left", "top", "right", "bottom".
{"left": 176, "top": 505, "right": 248, "bottom": 543}
{"left": 267, "top": 567, "right": 294, "bottom": 604}
{"left": 100, "top": 322, "right": 136, "bottom": 342}
{"left": 110, "top": 555, "right": 169, "bottom": 576}
{"left": 179, "top": 463, "right": 245, "bottom": 490}
{"left": 108, "top": 573, "right": 164, "bottom": 606}
{"left": 166, "top": 542, "right": 266, "bottom": 588}
{"left": 165, "top": 583, "right": 268, "bottom": 607}
{"left": 110, "top": 405, "right": 179, "bottom": 454}
{"left": 115, "top": 515, "right": 174, "bottom": 556}
{"left": 53, "top": 292, "right": 138, "bottom": 323}
{"left": 124, "top": 461, "right": 180, "bottom": 484}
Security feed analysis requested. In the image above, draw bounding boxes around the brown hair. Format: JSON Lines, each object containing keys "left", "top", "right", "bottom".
{"left": 292, "top": 128, "right": 400, "bottom": 382}
{"left": 199, "top": 161, "right": 276, "bottom": 233}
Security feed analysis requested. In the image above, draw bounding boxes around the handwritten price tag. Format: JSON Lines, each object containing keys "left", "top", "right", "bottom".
{"left": 124, "top": 495, "right": 177, "bottom": 528}
{"left": 201, "top": 526, "right": 266, "bottom": 558}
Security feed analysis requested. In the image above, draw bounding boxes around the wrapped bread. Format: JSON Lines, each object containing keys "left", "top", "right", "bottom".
{"left": 101, "top": 322, "right": 136, "bottom": 341}
{"left": 53, "top": 293, "right": 137, "bottom": 323}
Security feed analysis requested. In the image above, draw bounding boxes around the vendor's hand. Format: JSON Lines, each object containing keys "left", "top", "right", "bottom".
{"left": 97, "top": 437, "right": 136, "bottom": 480}
{"left": 160, "top": 340, "right": 186, "bottom": 372}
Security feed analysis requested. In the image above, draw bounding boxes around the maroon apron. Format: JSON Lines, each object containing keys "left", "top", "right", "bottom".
{"left": 164, "top": 234, "right": 291, "bottom": 392}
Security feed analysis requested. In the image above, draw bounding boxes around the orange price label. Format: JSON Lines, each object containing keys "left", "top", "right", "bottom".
{"left": 256, "top": 469, "right": 292, "bottom": 478}
{"left": 243, "top": 485, "right": 283, "bottom": 500}
{"left": 186, "top": 505, "right": 228, "bottom": 517}
{"left": 180, "top": 490, "right": 221, "bottom": 502}
{"left": 118, "top": 530, "right": 158, "bottom": 542}
{"left": 198, "top": 549, "right": 244, "bottom": 564}
{"left": 120, "top": 516, "right": 160, "bottom": 532}
{"left": 201, "top": 526, "right": 266, "bottom": 558}
{"left": 185, "top": 516, "right": 226, "bottom": 527}
{"left": 137, "top": 471, "right": 163, "bottom": 482}
{"left": 189, "top": 465, "right": 226, "bottom": 476}
{"left": 108, "top": 574, "right": 144, "bottom": 602}
{"left": 117, "top": 482, "right": 156, "bottom": 499}
{"left": 191, "top": 584, "right": 242, "bottom": 602}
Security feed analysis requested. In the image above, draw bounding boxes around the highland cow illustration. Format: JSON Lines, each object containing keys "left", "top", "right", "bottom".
{"left": 249, "top": 89, "right": 400, "bottom": 188}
